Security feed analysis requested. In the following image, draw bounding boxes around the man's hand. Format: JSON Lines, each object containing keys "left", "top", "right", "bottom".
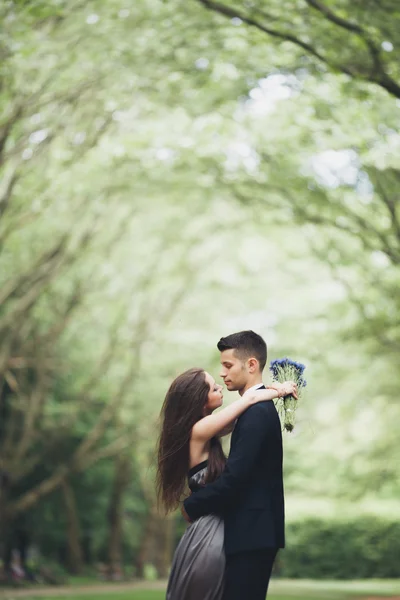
{"left": 181, "top": 504, "right": 192, "bottom": 523}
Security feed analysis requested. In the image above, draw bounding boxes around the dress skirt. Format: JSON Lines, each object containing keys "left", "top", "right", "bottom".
{"left": 166, "top": 513, "right": 225, "bottom": 600}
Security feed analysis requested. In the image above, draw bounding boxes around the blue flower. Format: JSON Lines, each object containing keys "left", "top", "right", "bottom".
{"left": 269, "top": 357, "right": 307, "bottom": 386}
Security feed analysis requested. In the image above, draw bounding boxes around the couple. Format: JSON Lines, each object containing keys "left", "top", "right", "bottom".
{"left": 157, "top": 330, "right": 298, "bottom": 600}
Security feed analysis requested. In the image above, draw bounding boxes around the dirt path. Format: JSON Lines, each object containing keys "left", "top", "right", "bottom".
{"left": 0, "top": 581, "right": 168, "bottom": 597}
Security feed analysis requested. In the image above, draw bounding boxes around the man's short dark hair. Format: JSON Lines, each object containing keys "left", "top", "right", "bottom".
{"left": 217, "top": 330, "right": 267, "bottom": 371}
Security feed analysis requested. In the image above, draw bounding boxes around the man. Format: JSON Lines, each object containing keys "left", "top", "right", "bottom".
{"left": 183, "top": 330, "right": 294, "bottom": 600}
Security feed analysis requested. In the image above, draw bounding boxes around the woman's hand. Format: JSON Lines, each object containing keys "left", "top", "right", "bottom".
{"left": 181, "top": 504, "right": 192, "bottom": 523}
{"left": 267, "top": 381, "right": 298, "bottom": 399}
{"left": 243, "top": 381, "right": 298, "bottom": 404}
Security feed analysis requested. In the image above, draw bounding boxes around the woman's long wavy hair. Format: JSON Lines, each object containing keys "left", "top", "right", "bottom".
{"left": 156, "top": 368, "right": 226, "bottom": 514}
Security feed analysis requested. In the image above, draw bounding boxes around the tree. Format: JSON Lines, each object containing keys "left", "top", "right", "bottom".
{"left": 166, "top": 0, "right": 400, "bottom": 356}
{"left": 192, "top": 0, "right": 400, "bottom": 98}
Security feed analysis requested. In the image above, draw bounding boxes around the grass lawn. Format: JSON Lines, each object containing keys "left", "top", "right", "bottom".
{"left": 11, "top": 592, "right": 397, "bottom": 600}
{"left": 53, "top": 595, "right": 345, "bottom": 600}
{"left": 1, "top": 579, "right": 400, "bottom": 600}
{"left": 270, "top": 578, "right": 400, "bottom": 597}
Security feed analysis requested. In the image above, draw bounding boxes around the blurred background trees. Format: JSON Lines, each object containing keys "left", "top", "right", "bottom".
{"left": 0, "top": 0, "right": 399, "bottom": 581}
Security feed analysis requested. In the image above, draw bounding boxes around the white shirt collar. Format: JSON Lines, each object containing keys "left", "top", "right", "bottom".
{"left": 245, "top": 383, "right": 264, "bottom": 394}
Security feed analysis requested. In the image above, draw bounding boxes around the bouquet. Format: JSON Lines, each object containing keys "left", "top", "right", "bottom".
{"left": 269, "top": 358, "right": 307, "bottom": 432}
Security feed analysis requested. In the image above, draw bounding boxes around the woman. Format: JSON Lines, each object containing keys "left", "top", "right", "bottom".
{"left": 156, "top": 368, "right": 294, "bottom": 600}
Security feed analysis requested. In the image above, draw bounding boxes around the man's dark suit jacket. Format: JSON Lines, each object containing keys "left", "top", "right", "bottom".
{"left": 184, "top": 389, "right": 285, "bottom": 556}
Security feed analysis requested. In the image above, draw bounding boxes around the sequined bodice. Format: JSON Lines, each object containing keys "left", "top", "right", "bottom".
{"left": 187, "top": 460, "right": 208, "bottom": 492}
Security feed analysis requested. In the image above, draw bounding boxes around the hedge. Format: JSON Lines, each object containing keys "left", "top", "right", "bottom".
{"left": 277, "top": 517, "right": 400, "bottom": 579}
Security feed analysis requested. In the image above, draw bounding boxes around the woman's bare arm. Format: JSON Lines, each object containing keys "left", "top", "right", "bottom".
{"left": 191, "top": 382, "right": 296, "bottom": 443}
{"left": 218, "top": 421, "right": 236, "bottom": 437}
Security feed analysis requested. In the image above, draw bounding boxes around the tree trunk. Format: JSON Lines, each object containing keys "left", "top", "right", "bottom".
{"left": 61, "top": 479, "right": 84, "bottom": 574}
{"left": 154, "top": 514, "right": 175, "bottom": 578}
{"left": 82, "top": 533, "right": 93, "bottom": 565}
{"left": 0, "top": 472, "right": 11, "bottom": 568}
{"left": 135, "top": 507, "right": 158, "bottom": 578}
{"left": 135, "top": 506, "right": 175, "bottom": 579}
{"left": 107, "top": 453, "right": 131, "bottom": 576}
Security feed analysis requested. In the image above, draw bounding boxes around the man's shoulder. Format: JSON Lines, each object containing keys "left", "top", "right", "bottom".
{"left": 238, "top": 400, "right": 278, "bottom": 422}
{"left": 233, "top": 400, "right": 281, "bottom": 443}
{"left": 246, "top": 398, "right": 278, "bottom": 413}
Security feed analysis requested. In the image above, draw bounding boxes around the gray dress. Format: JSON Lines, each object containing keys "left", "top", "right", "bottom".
{"left": 166, "top": 460, "right": 225, "bottom": 600}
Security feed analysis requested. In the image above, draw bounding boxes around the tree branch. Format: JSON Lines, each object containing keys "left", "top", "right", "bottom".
{"left": 194, "top": 0, "right": 400, "bottom": 98}
{"left": 195, "top": 0, "right": 333, "bottom": 66}
{"left": 374, "top": 171, "right": 400, "bottom": 245}
{"left": 0, "top": 162, "right": 20, "bottom": 220}
{"left": 7, "top": 467, "right": 69, "bottom": 518}
{"left": 311, "top": 241, "right": 400, "bottom": 352}
{"left": 0, "top": 235, "right": 69, "bottom": 308}
{"left": 305, "top": 0, "right": 364, "bottom": 35}
{"left": 305, "top": 0, "right": 400, "bottom": 94}
{"left": 0, "top": 107, "right": 23, "bottom": 166}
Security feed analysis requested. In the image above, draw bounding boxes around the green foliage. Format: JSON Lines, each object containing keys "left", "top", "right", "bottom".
{"left": 281, "top": 517, "right": 400, "bottom": 579}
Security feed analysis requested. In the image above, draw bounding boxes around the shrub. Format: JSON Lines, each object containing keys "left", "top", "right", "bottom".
{"left": 279, "top": 517, "right": 400, "bottom": 579}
